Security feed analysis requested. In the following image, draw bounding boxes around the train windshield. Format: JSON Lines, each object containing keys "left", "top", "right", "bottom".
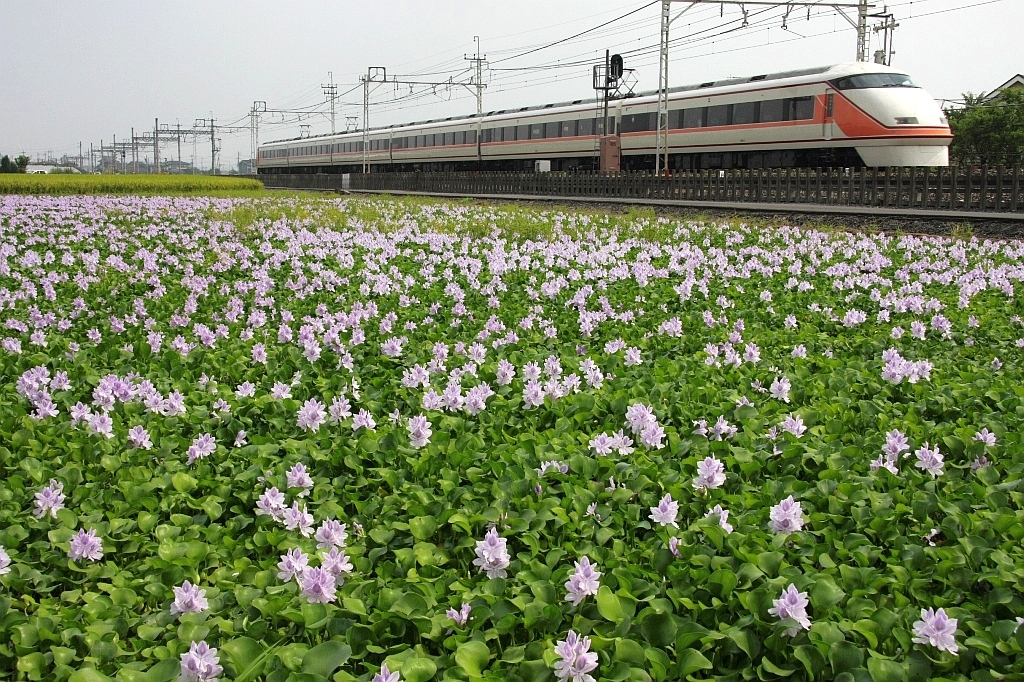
{"left": 832, "top": 73, "right": 917, "bottom": 90}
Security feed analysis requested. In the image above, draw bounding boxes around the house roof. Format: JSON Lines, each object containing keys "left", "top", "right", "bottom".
{"left": 990, "top": 74, "right": 1024, "bottom": 96}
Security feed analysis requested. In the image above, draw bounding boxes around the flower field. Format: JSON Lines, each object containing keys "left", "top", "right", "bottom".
{"left": 0, "top": 175, "right": 263, "bottom": 196}
{"left": 1, "top": 194, "right": 1022, "bottom": 682}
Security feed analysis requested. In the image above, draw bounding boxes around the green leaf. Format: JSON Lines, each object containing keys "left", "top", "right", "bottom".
{"left": 809, "top": 579, "right": 846, "bottom": 609}
{"left": 597, "top": 585, "right": 625, "bottom": 624}
{"left": 301, "top": 641, "right": 352, "bottom": 677}
{"left": 454, "top": 640, "right": 490, "bottom": 677}
{"left": 640, "top": 612, "right": 677, "bottom": 647}
{"left": 725, "top": 627, "right": 760, "bottom": 659}
{"left": 676, "top": 649, "right": 713, "bottom": 677}
{"left": 400, "top": 658, "right": 438, "bottom": 682}
{"left": 18, "top": 652, "right": 47, "bottom": 679}
{"left": 145, "top": 659, "right": 181, "bottom": 682}
{"left": 794, "top": 645, "right": 826, "bottom": 678}
{"left": 221, "top": 637, "right": 264, "bottom": 675}
{"left": 829, "top": 642, "right": 864, "bottom": 674}
{"left": 613, "top": 638, "right": 646, "bottom": 666}
{"left": 867, "top": 657, "right": 905, "bottom": 682}
{"left": 409, "top": 516, "right": 438, "bottom": 540}
{"left": 69, "top": 670, "right": 114, "bottom": 682}
{"left": 171, "top": 472, "right": 197, "bottom": 493}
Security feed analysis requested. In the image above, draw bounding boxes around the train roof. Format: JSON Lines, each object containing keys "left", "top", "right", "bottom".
{"left": 261, "top": 62, "right": 906, "bottom": 148}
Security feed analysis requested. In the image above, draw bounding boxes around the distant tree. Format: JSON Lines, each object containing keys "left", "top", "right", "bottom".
{"left": 0, "top": 155, "right": 11, "bottom": 173}
{"left": 946, "top": 89, "right": 1024, "bottom": 166}
{"left": 14, "top": 155, "right": 29, "bottom": 173}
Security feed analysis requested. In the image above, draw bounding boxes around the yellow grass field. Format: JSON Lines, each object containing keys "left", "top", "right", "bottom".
{"left": 0, "top": 173, "right": 264, "bottom": 196}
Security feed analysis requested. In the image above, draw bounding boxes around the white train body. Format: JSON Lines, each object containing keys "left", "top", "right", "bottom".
{"left": 258, "top": 62, "right": 951, "bottom": 172}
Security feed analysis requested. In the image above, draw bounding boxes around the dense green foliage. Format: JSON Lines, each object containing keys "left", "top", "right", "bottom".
{"left": 0, "top": 155, "right": 30, "bottom": 174}
{"left": 0, "top": 196, "right": 1022, "bottom": 682}
{"left": 0, "top": 174, "right": 264, "bottom": 195}
{"left": 947, "top": 89, "right": 1024, "bottom": 166}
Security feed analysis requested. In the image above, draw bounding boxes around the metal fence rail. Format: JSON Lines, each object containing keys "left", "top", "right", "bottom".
{"left": 258, "top": 166, "right": 1024, "bottom": 213}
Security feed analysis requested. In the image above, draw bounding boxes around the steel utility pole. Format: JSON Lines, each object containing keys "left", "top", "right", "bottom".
{"left": 322, "top": 73, "right": 338, "bottom": 135}
{"left": 176, "top": 122, "right": 183, "bottom": 174}
{"left": 153, "top": 118, "right": 160, "bottom": 174}
{"left": 872, "top": 6, "right": 898, "bottom": 65}
{"left": 465, "top": 37, "right": 487, "bottom": 164}
{"left": 655, "top": 0, "right": 871, "bottom": 175}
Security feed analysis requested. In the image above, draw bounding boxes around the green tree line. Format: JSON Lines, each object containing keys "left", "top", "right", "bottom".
{"left": 946, "top": 88, "right": 1024, "bottom": 166}
{"left": 0, "top": 154, "right": 30, "bottom": 173}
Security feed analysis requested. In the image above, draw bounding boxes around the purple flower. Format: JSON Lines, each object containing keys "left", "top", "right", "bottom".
{"left": 271, "top": 382, "right": 292, "bottom": 400}
{"left": 128, "top": 425, "right": 152, "bottom": 449}
{"left": 781, "top": 414, "right": 807, "bottom": 438}
{"left": 372, "top": 664, "right": 400, "bottom": 682}
{"left": 407, "top": 415, "right": 432, "bottom": 448}
{"left": 625, "top": 403, "right": 657, "bottom": 435}
{"left": 553, "top": 630, "right": 598, "bottom": 682}
{"left": 564, "top": 556, "right": 601, "bottom": 606}
{"left": 33, "top": 479, "right": 65, "bottom": 519}
{"left": 179, "top": 640, "right": 223, "bottom": 682}
{"left": 589, "top": 433, "right": 614, "bottom": 456}
{"left": 769, "top": 496, "right": 804, "bottom": 534}
{"left": 256, "top": 487, "right": 286, "bottom": 521}
{"left": 770, "top": 376, "right": 791, "bottom": 403}
{"left": 314, "top": 519, "right": 348, "bottom": 549}
{"left": 914, "top": 442, "right": 944, "bottom": 478}
{"left": 321, "top": 547, "right": 353, "bottom": 580}
{"left": 170, "top": 580, "right": 209, "bottom": 616}
{"left": 447, "top": 602, "right": 472, "bottom": 627}
{"left": 276, "top": 548, "right": 309, "bottom": 582}
{"left": 68, "top": 528, "right": 103, "bottom": 562}
{"left": 298, "top": 566, "right": 337, "bottom": 604}
{"left": 974, "top": 428, "right": 996, "bottom": 446}
{"left": 912, "top": 607, "right": 958, "bottom": 655}
{"left": 693, "top": 455, "right": 726, "bottom": 492}
{"left": 648, "top": 493, "right": 679, "bottom": 528}
{"left": 282, "top": 502, "right": 314, "bottom": 537}
{"left": 669, "top": 537, "right": 681, "bottom": 558}
{"left": 352, "top": 409, "right": 376, "bottom": 431}
{"left": 296, "top": 398, "right": 327, "bottom": 432}
{"left": 0, "top": 546, "right": 11, "bottom": 575}
{"left": 640, "top": 422, "right": 665, "bottom": 449}
{"left": 473, "top": 527, "right": 510, "bottom": 579}
{"left": 768, "top": 584, "right": 812, "bottom": 636}
{"left": 234, "top": 430, "right": 248, "bottom": 447}
{"left": 88, "top": 412, "right": 114, "bottom": 439}
{"left": 286, "top": 462, "right": 314, "bottom": 495}
{"left": 186, "top": 434, "right": 216, "bottom": 465}
{"left": 704, "top": 505, "right": 734, "bottom": 533}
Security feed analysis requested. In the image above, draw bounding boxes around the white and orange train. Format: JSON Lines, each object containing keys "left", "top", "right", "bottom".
{"left": 256, "top": 62, "right": 951, "bottom": 173}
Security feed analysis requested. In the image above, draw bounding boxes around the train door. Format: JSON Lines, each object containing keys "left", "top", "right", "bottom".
{"left": 823, "top": 89, "right": 835, "bottom": 141}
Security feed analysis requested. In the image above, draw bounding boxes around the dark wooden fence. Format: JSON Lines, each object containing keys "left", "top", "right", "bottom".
{"left": 259, "top": 166, "right": 1024, "bottom": 212}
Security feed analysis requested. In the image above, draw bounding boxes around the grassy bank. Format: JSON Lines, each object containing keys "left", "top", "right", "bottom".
{"left": 0, "top": 173, "right": 264, "bottom": 196}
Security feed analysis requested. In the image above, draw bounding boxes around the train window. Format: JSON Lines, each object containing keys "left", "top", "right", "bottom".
{"left": 466, "top": 130, "right": 477, "bottom": 144}
{"left": 759, "top": 99, "right": 786, "bottom": 123}
{"left": 518, "top": 124, "right": 530, "bottom": 140}
{"left": 545, "top": 121, "right": 560, "bottom": 138}
{"left": 423, "top": 134, "right": 432, "bottom": 147}
{"left": 530, "top": 123, "right": 543, "bottom": 139}
{"left": 454, "top": 131, "right": 464, "bottom": 145}
{"left": 833, "top": 73, "right": 917, "bottom": 90}
{"left": 503, "top": 126, "right": 515, "bottom": 141}
{"left": 707, "top": 105, "right": 730, "bottom": 127}
{"left": 357, "top": 141, "right": 364, "bottom": 152}
{"left": 383, "top": 139, "right": 390, "bottom": 150}
{"left": 444, "top": 132, "right": 454, "bottom": 146}
{"left": 788, "top": 97, "right": 815, "bottom": 121}
{"left": 578, "top": 118, "right": 593, "bottom": 136}
{"left": 620, "top": 112, "right": 655, "bottom": 133}
{"left": 668, "top": 110, "right": 683, "bottom": 130}
{"left": 683, "top": 108, "right": 705, "bottom": 128}
{"left": 561, "top": 120, "right": 576, "bottom": 137}
{"left": 595, "top": 118, "right": 606, "bottom": 135}
{"left": 732, "top": 102, "right": 758, "bottom": 125}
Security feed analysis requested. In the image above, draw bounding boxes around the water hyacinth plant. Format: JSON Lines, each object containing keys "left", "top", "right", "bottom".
{"left": 0, "top": 194, "right": 1021, "bottom": 681}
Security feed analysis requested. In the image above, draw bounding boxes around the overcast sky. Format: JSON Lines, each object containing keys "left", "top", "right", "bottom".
{"left": 1, "top": 0, "right": 1019, "bottom": 170}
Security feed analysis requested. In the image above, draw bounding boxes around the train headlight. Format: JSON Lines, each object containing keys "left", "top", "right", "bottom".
{"left": 894, "top": 117, "right": 919, "bottom": 125}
